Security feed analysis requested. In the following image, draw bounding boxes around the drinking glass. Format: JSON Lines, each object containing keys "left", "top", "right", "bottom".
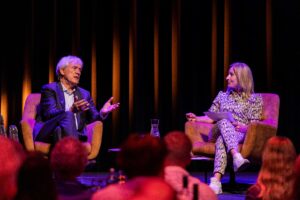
{"left": 150, "top": 119, "right": 160, "bottom": 137}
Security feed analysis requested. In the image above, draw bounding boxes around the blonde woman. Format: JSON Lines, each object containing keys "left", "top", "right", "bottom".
{"left": 245, "top": 136, "right": 297, "bottom": 200}
{"left": 186, "top": 62, "right": 263, "bottom": 194}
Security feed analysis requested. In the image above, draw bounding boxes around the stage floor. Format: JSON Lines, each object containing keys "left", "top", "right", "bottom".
{"left": 78, "top": 171, "right": 258, "bottom": 200}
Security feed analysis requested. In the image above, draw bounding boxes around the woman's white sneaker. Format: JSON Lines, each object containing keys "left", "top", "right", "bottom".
{"left": 233, "top": 153, "right": 250, "bottom": 172}
{"left": 209, "top": 177, "right": 222, "bottom": 194}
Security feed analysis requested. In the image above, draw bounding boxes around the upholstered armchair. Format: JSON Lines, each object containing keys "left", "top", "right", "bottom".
{"left": 20, "top": 93, "right": 103, "bottom": 160}
{"left": 185, "top": 93, "right": 280, "bottom": 184}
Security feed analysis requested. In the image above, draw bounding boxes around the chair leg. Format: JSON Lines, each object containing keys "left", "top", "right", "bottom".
{"left": 204, "top": 170, "right": 208, "bottom": 183}
{"left": 53, "top": 126, "right": 62, "bottom": 143}
{"left": 222, "top": 164, "right": 253, "bottom": 194}
{"left": 229, "top": 166, "right": 236, "bottom": 185}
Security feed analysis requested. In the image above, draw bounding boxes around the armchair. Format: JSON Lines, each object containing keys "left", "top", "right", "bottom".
{"left": 20, "top": 93, "right": 103, "bottom": 160}
{"left": 185, "top": 93, "right": 280, "bottom": 186}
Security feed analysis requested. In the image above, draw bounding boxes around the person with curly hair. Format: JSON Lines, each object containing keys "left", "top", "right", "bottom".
{"left": 245, "top": 136, "right": 297, "bottom": 200}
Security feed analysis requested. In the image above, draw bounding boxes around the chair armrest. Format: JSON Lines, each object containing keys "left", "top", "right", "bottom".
{"left": 241, "top": 121, "right": 277, "bottom": 163}
{"left": 20, "top": 119, "right": 36, "bottom": 151}
{"left": 185, "top": 121, "right": 214, "bottom": 144}
{"left": 86, "top": 121, "right": 103, "bottom": 160}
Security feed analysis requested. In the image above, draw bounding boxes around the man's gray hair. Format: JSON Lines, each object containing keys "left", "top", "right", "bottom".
{"left": 56, "top": 55, "right": 83, "bottom": 79}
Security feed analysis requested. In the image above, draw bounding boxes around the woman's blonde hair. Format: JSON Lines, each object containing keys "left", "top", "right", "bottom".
{"left": 257, "top": 136, "right": 297, "bottom": 200}
{"left": 228, "top": 62, "right": 254, "bottom": 98}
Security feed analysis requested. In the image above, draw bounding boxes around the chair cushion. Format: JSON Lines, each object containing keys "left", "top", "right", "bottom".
{"left": 192, "top": 141, "right": 243, "bottom": 156}
{"left": 193, "top": 141, "right": 215, "bottom": 156}
{"left": 34, "top": 141, "right": 92, "bottom": 155}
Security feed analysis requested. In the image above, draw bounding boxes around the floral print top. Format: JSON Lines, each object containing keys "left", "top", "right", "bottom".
{"left": 208, "top": 90, "right": 263, "bottom": 125}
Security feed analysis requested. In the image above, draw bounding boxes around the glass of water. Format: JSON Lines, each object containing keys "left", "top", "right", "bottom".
{"left": 150, "top": 119, "right": 160, "bottom": 138}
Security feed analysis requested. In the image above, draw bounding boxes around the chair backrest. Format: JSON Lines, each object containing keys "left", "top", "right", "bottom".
{"left": 22, "top": 93, "right": 41, "bottom": 121}
{"left": 260, "top": 93, "right": 280, "bottom": 128}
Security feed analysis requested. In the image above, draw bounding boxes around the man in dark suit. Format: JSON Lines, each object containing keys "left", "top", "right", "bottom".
{"left": 34, "top": 55, "right": 119, "bottom": 143}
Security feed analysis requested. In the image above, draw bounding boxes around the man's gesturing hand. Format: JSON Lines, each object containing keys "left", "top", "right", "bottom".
{"left": 100, "top": 97, "right": 120, "bottom": 116}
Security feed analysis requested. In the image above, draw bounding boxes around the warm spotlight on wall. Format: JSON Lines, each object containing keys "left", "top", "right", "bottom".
{"left": 22, "top": 61, "right": 31, "bottom": 114}
{"left": 0, "top": 91, "right": 8, "bottom": 129}
{"left": 49, "top": 63, "right": 55, "bottom": 83}
{"left": 22, "top": 78, "right": 31, "bottom": 113}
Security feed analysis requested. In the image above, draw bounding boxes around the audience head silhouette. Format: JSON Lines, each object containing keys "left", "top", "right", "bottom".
{"left": 163, "top": 131, "right": 192, "bottom": 167}
{"left": 293, "top": 155, "right": 300, "bottom": 200}
{"left": 0, "top": 136, "right": 25, "bottom": 200}
{"left": 117, "top": 134, "right": 167, "bottom": 178}
{"left": 50, "top": 136, "right": 88, "bottom": 180}
{"left": 92, "top": 133, "right": 175, "bottom": 200}
{"left": 15, "top": 151, "right": 57, "bottom": 200}
{"left": 253, "top": 136, "right": 297, "bottom": 200}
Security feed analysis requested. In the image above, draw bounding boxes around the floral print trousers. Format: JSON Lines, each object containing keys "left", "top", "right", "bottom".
{"left": 209, "top": 119, "right": 245, "bottom": 175}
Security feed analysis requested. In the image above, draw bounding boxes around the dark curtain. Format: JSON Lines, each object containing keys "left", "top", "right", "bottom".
{"left": 1, "top": 0, "right": 300, "bottom": 169}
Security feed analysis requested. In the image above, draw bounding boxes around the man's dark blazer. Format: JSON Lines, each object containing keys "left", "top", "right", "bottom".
{"left": 33, "top": 82, "right": 101, "bottom": 139}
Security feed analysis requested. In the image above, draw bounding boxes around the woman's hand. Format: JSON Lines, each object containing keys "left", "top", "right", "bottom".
{"left": 186, "top": 113, "right": 214, "bottom": 123}
{"left": 186, "top": 112, "right": 197, "bottom": 121}
{"left": 232, "top": 121, "right": 248, "bottom": 133}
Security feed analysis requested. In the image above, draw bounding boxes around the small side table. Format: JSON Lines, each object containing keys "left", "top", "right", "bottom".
{"left": 108, "top": 148, "right": 121, "bottom": 153}
{"left": 107, "top": 148, "right": 121, "bottom": 169}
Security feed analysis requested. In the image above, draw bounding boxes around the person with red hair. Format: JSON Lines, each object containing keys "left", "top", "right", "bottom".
{"left": 92, "top": 134, "right": 176, "bottom": 200}
{"left": 163, "top": 131, "right": 217, "bottom": 200}
{"left": 50, "top": 136, "right": 93, "bottom": 200}
{"left": 0, "top": 136, "right": 25, "bottom": 200}
{"left": 245, "top": 136, "right": 297, "bottom": 200}
{"left": 292, "top": 155, "right": 300, "bottom": 200}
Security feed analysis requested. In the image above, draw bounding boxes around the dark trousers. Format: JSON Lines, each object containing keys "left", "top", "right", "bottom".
{"left": 35, "top": 111, "right": 80, "bottom": 143}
